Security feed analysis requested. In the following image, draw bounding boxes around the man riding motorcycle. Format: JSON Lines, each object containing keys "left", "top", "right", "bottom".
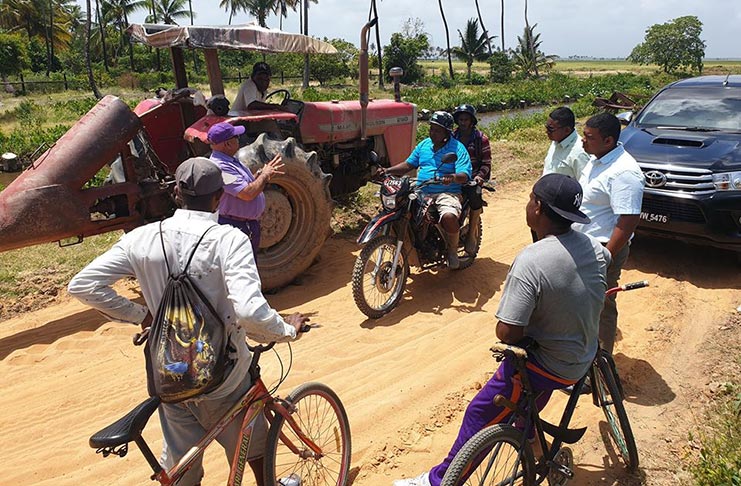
{"left": 378, "top": 111, "right": 472, "bottom": 269}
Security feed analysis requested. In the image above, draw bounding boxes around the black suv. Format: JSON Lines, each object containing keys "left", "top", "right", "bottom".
{"left": 619, "top": 75, "right": 741, "bottom": 258}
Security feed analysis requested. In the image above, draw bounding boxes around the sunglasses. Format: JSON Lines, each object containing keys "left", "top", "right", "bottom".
{"left": 545, "top": 123, "right": 562, "bottom": 133}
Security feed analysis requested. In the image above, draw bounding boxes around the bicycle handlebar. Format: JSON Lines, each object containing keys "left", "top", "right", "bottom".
{"left": 606, "top": 280, "right": 649, "bottom": 296}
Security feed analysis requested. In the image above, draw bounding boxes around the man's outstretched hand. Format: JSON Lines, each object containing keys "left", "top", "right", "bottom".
{"left": 286, "top": 312, "right": 311, "bottom": 337}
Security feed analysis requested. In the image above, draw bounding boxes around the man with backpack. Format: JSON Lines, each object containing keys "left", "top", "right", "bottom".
{"left": 68, "top": 157, "right": 309, "bottom": 486}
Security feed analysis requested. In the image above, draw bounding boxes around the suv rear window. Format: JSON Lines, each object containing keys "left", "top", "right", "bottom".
{"left": 635, "top": 87, "right": 741, "bottom": 131}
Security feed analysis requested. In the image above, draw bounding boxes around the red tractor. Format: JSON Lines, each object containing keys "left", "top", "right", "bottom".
{"left": 0, "top": 20, "right": 418, "bottom": 289}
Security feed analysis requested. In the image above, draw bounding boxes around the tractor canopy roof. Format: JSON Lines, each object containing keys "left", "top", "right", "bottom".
{"left": 127, "top": 23, "right": 338, "bottom": 54}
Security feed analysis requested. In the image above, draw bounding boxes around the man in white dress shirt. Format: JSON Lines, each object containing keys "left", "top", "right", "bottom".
{"left": 68, "top": 157, "right": 309, "bottom": 486}
{"left": 574, "top": 112, "right": 645, "bottom": 354}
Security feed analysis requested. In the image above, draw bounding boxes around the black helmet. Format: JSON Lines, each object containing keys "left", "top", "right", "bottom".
{"left": 453, "top": 104, "right": 478, "bottom": 125}
{"left": 429, "top": 111, "right": 454, "bottom": 132}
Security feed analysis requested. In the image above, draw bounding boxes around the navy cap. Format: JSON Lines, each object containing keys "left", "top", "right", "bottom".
{"left": 533, "top": 173, "right": 590, "bottom": 224}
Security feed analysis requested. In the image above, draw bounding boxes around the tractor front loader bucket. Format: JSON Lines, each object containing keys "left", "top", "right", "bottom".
{"left": 0, "top": 95, "right": 173, "bottom": 252}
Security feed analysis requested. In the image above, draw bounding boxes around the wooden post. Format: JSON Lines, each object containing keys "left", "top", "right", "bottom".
{"left": 63, "top": 72, "right": 68, "bottom": 90}
{"left": 203, "top": 49, "right": 224, "bottom": 96}
{"left": 20, "top": 72, "right": 25, "bottom": 93}
{"left": 170, "top": 47, "right": 188, "bottom": 89}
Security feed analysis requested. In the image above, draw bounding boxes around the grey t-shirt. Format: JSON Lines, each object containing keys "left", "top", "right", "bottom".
{"left": 495, "top": 230, "right": 611, "bottom": 380}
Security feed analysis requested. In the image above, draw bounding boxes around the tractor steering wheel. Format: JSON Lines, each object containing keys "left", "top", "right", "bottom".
{"left": 265, "top": 89, "right": 291, "bottom": 105}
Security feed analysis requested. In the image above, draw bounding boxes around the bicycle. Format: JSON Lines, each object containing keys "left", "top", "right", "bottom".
{"left": 88, "top": 336, "right": 352, "bottom": 486}
{"left": 440, "top": 281, "right": 648, "bottom": 486}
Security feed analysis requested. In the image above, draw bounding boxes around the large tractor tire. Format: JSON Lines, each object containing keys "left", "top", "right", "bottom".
{"left": 237, "top": 133, "right": 332, "bottom": 290}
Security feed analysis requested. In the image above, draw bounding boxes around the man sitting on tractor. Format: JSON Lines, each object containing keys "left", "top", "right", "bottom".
{"left": 379, "top": 111, "right": 472, "bottom": 269}
{"left": 232, "top": 62, "right": 287, "bottom": 112}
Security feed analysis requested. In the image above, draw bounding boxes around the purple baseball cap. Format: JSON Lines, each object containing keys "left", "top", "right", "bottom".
{"left": 207, "top": 122, "right": 246, "bottom": 144}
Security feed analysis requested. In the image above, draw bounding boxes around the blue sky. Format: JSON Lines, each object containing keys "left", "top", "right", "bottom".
{"left": 111, "top": 0, "right": 740, "bottom": 59}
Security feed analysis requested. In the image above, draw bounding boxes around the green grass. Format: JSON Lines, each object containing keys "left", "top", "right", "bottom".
{"left": 0, "top": 232, "right": 122, "bottom": 319}
{"left": 419, "top": 59, "right": 741, "bottom": 78}
{"left": 689, "top": 385, "right": 741, "bottom": 486}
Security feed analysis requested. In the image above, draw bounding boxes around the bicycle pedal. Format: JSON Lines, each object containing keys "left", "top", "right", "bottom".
{"left": 546, "top": 447, "right": 574, "bottom": 486}
{"left": 546, "top": 462, "right": 573, "bottom": 479}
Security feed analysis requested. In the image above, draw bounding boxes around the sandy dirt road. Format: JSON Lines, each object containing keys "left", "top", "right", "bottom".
{"left": 1, "top": 181, "right": 739, "bottom": 486}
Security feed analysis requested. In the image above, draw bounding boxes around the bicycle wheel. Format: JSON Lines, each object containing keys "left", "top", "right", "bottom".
{"left": 440, "top": 424, "right": 535, "bottom": 486}
{"left": 593, "top": 356, "right": 639, "bottom": 472}
{"left": 351, "top": 235, "right": 409, "bottom": 319}
{"left": 264, "top": 382, "right": 352, "bottom": 486}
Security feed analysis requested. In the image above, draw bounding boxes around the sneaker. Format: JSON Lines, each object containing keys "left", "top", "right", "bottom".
{"left": 279, "top": 473, "right": 302, "bottom": 486}
{"left": 447, "top": 252, "right": 460, "bottom": 270}
{"left": 393, "top": 472, "right": 431, "bottom": 486}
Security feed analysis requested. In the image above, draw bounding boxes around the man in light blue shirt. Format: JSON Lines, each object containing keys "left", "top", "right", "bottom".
{"left": 380, "top": 111, "right": 472, "bottom": 269}
{"left": 543, "top": 107, "right": 590, "bottom": 180}
{"left": 574, "top": 112, "right": 644, "bottom": 353}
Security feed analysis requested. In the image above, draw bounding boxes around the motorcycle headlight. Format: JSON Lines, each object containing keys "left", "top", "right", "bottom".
{"left": 382, "top": 194, "right": 397, "bottom": 209}
{"left": 712, "top": 171, "right": 741, "bottom": 191}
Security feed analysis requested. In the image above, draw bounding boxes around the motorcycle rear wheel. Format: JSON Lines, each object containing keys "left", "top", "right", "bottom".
{"left": 458, "top": 217, "right": 483, "bottom": 270}
{"left": 351, "top": 236, "right": 409, "bottom": 319}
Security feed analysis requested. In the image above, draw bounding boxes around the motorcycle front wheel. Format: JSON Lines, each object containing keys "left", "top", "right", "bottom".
{"left": 351, "top": 236, "right": 409, "bottom": 319}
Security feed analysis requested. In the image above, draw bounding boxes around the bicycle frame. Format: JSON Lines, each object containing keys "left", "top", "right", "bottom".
{"left": 493, "top": 350, "right": 588, "bottom": 483}
{"left": 140, "top": 373, "right": 325, "bottom": 486}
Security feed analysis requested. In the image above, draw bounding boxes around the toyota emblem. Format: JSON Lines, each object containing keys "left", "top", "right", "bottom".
{"left": 644, "top": 170, "right": 667, "bottom": 188}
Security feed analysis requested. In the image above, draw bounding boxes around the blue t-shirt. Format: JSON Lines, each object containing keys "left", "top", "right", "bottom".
{"left": 406, "top": 136, "right": 472, "bottom": 194}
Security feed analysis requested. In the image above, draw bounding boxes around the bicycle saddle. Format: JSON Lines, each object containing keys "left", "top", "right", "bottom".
{"left": 89, "top": 396, "right": 161, "bottom": 449}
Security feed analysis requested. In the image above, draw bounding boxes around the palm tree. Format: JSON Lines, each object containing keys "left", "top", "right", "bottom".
{"left": 94, "top": 0, "right": 109, "bottom": 72}
{"left": 277, "top": 0, "right": 298, "bottom": 29}
{"left": 436, "top": 0, "right": 453, "bottom": 79}
{"left": 523, "top": 0, "right": 537, "bottom": 74}
{"left": 243, "top": 0, "right": 278, "bottom": 28}
{"left": 154, "top": 0, "right": 189, "bottom": 24}
{"left": 103, "top": 0, "right": 144, "bottom": 67}
{"left": 146, "top": 0, "right": 161, "bottom": 69}
{"left": 84, "top": 0, "right": 102, "bottom": 98}
{"left": 451, "top": 18, "right": 494, "bottom": 80}
{"left": 512, "top": 23, "right": 555, "bottom": 78}
{"left": 473, "top": 0, "right": 491, "bottom": 54}
{"left": 219, "top": 0, "right": 244, "bottom": 25}
{"left": 187, "top": 0, "right": 197, "bottom": 72}
{"left": 368, "top": 0, "right": 383, "bottom": 88}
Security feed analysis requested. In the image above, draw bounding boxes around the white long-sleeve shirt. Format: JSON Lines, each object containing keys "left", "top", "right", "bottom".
{"left": 68, "top": 209, "right": 296, "bottom": 400}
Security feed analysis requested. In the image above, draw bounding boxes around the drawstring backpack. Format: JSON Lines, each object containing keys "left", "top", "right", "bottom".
{"left": 144, "top": 223, "right": 230, "bottom": 403}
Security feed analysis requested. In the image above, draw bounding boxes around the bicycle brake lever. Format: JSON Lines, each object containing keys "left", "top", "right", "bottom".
{"left": 133, "top": 327, "right": 150, "bottom": 346}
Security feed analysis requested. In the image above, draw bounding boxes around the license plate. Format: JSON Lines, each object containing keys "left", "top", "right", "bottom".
{"left": 640, "top": 211, "right": 669, "bottom": 224}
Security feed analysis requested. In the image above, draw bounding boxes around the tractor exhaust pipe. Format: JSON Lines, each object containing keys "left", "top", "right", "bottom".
{"left": 359, "top": 17, "right": 377, "bottom": 141}
{"left": 389, "top": 67, "right": 404, "bottom": 102}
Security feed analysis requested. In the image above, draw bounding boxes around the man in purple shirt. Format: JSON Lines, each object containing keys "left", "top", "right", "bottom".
{"left": 207, "top": 122, "right": 284, "bottom": 254}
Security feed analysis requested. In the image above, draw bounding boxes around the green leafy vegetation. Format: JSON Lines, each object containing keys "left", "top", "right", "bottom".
{"left": 689, "top": 383, "right": 741, "bottom": 484}
{"left": 629, "top": 16, "right": 706, "bottom": 74}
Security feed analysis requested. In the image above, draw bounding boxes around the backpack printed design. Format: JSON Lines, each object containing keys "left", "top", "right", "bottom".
{"left": 145, "top": 224, "right": 230, "bottom": 403}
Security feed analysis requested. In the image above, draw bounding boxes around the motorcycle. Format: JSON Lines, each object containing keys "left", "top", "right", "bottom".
{"left": 351, "top": 153, "right": 495, "bottom": 318}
